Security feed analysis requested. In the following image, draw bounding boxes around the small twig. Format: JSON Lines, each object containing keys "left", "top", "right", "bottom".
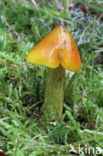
{"left": 5, "top": 17, "right": 20, "bottom": 39}
{"left": 78, "top": 25, "right": 89, "bottom": 45}
{"left": 0, "top": 57, "right": 6, "bottom": 64}
{"left": 0, "top": 136, "right": 8, "bottom": 141}
{"left": 1, "top": 117, "right": 10, "bottom": 121}
{"left": 97, "top": 13, "right": 103, "bottom": 21}
{"left": 30, "top": 100, "right": 43, "bottom": 109}
{"left": 31, "top": 0, "right": 38, "bottom": 8}
{"left": 94, "top": 49, "right": 103, "bottom": 53}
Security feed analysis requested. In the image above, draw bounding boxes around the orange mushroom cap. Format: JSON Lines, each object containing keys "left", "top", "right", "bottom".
{"left": 26, "top": 25, "right": 81, "bottom": 72}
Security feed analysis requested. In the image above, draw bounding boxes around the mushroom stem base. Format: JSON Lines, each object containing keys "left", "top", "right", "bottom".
{"left": 42, "top": 65, "right": 65, "bottom": 118}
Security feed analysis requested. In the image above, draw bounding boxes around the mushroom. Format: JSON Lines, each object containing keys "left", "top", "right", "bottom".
{"left": 26, "top": 25, "right": 81, "bottom": 118}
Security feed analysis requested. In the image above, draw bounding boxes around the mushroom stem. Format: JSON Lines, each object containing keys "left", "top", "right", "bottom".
{"left": 42, "top": 65, "right": 65, "bottom": 117}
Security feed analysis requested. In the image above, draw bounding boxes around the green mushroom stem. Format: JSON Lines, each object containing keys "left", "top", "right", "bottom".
{"left": 42, "top": 65, "right": 65, "bottom": 117}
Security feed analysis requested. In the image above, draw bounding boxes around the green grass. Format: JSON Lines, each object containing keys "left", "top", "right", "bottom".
{"left": 0, "top": 0, "right": 103, "bottom": 155}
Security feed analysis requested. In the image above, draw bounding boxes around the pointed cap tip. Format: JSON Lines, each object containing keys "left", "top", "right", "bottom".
{"left": 26, "top": 25, "right": 82, "bottom": 71}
